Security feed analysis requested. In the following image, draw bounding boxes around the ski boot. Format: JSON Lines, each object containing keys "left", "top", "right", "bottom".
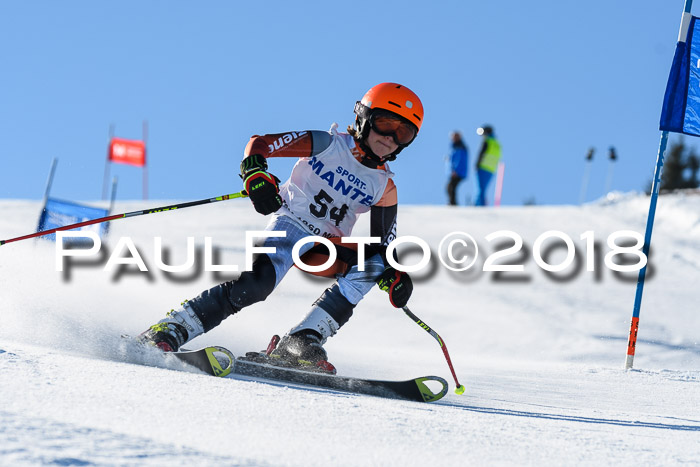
{"left": 137, "top": 302, "right": 205, "bottom": 352}
{"left": 246, "top": 331, "right": 336, "bottom": 374}
{"left": 271, "top": 330, "right": 337, "bottom": 374}
{"left": 138, "top": 322, "right": 189, "bottom": 352}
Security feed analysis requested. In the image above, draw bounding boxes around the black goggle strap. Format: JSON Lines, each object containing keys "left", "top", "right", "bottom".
{"left": 354, "top": 101, "right": 371, "bottom": 119}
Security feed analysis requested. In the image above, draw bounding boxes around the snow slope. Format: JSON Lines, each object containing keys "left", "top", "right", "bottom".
{"left": 1, "top": 192, "right": 699, "bottom": 465}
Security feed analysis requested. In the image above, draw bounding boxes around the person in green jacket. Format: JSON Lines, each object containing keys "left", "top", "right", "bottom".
{"left": 475, "top": 125, "right": 501, "bottom": 206}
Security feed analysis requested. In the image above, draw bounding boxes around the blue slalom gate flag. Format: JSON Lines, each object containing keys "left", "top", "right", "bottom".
{"left": 627, "top": 0, "right": 695, "bottom": 370}
{"left": 37, "top": 198, "right": 110, "bottom": 242}
{"left": 660, "top": 15, "right": 700, "bottom": 135}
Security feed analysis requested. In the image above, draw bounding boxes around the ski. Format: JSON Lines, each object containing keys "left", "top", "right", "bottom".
{"left": 121, "top": 335, "right": 236, "bottom": 378}
{"left": 171, "top": 346, "right": 236, "bottom": 378}
{"left": 232, "top": 357, "right": 449, "bottom": 403}
{"left": 167, "top": 345, "right": 448, "bottom": 403}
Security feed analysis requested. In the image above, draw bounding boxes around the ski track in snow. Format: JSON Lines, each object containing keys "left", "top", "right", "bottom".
{"left": 1, "top": 193, "right": 699, "bottom": 465}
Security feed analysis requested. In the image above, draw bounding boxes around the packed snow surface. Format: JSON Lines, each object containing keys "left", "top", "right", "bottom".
{"left": 1, "top": 192, "right": 699, "bottom": 465}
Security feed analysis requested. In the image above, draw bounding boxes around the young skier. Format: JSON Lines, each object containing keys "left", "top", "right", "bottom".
{"left": 139, "top": 82, "right": 423, "bottom": 374}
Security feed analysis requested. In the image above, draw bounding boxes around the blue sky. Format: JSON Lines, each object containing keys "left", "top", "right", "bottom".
{"left": 0, "top": 1, "right": 689, "bottom": 206}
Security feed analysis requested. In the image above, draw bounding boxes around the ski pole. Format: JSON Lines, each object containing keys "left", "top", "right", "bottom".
{"left": 402, "top": 306, "right": 465, "bottom": 395}
{"left": 1, "top": 191, "right": 248, "bottom": 246}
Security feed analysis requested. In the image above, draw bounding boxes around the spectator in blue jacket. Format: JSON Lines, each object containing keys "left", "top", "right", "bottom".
{"left": 446, "top": 131, "right": 468, "bottom": 205}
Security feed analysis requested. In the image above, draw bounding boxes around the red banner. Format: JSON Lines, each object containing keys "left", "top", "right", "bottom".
{"left": 109, "top": 137, "right": 146, "bottom": 167}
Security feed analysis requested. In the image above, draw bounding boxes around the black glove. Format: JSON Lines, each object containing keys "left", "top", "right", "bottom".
{"left": 240, "top": 154, "right": 283, "bottom": 215}
{"left": 376, "top": 267, "right": 413, "bottom": 308}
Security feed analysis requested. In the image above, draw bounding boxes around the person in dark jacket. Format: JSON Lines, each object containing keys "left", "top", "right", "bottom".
{"left": 446, "top": 131, "right": 468, "bottom": 205}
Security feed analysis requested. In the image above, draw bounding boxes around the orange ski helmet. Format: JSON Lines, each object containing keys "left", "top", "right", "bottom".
{"left": 358, "top": 82, "right": 424, "bottom": 131}
{"left": 353, "top": 82, "right": 424, "bottom": 162}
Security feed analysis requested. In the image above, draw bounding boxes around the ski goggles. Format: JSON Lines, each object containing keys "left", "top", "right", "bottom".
{"left": 369, "top": 110, "right": 418, "bottom": 146}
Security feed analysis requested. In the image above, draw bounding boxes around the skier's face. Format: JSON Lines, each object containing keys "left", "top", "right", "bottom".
{"left": 366, "top": 128, "right": 399, "bottom": 158}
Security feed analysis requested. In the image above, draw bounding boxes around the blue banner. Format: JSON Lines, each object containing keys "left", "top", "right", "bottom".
{"left": 37, "top": 198, "right": 109, "bottom": 241}
{"left": 660, "top": 16, "right": 700, "bottom": 135}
